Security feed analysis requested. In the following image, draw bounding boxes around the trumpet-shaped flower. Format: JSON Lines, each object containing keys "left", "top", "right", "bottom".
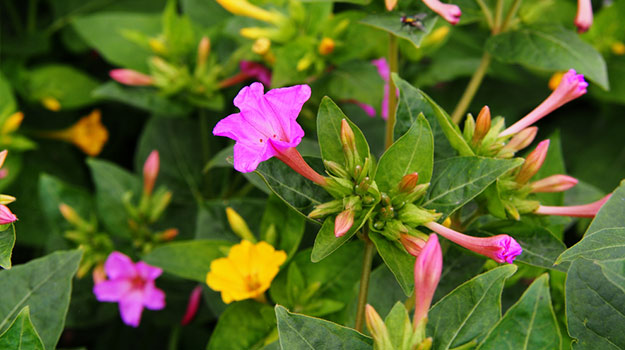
{"left": 535, "top": 194, "right": 611, "bottom": 218}
{"left": 0, "top": 204, "right": 17, "bottom": 225}
{"left": 575, "top": 0, "right": 593, "bottom": 33}
{"left": 530, "top": 174, "right": 578, "bottom": 193}
{"left": 206, "top": 240, "right": 286, "bottom": 303}
{"left": 425, "top": 221, "right": 522, "bottom": 263}
{"left": 213, "top": 83, "right": 326, "bottom": 185}
{"left": 422, "top": 0, "right": 461, "bottom": 25}
{"left": 371, "top": 58, "right": 397, "bottom": 120}
{"left": 216, "top": 0, "right": 285, "bottom": 25}
{"left": 45, "top": 110, "right": 109, "bottom": 156}
{"left": 110, "top": 69, "right": 154, "bottom": 86}
{"left": 413, "top": 234, "right": 442, "bottom": 327}
{"left": 93, "top": 252, "right": 166, "bottom": 327}
{"left": 500, "top": 70, "right": 587, "bottom": 137}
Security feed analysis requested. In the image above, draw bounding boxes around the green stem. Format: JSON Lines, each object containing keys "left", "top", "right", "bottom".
{"left": 199, "top": 108, "right": 212, "bottom": 197}
{"left": 384, "top": 34, "right": 399, "bottom": 150}
{"left": 355, "top": 233, "right": 375, "bottom": 332}
{"left": 450, "top": 52, "right": 492, "bottom": 124}
{"left": 492, "top": 0, "right": 504, "bottom": 34}
{"left": 500, "top": 0, "right": 522, "bottom": 32}
{"left": 27, "top": 0, "right": 38, "bottom": 33}
{"left": 475, "top": 0, "right": 494, "bottom": 29}
{"left": 168, "top": 326, "right": 181, "bottom": 350}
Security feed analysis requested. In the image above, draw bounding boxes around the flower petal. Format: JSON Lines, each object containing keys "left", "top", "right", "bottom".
{"left": 119, "top": 295, "right": 144, "bottom": 327}
{"left": 143, "top": 283, "right": 166, "bottom": 310}
{"left": 93, "top": 280, "right": 132, "bottom": 302}
{"left": 135, "top": 261, "right": 162, "bottom": 281}
{"left": 104, "top": 252, "right": 136, "bottom": 280}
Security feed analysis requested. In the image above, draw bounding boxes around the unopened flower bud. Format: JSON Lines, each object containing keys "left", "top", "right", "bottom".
{"left": 0, "top": 195, "right": 15, "bottom": 205}
{"left": 413, "top": 234, "right": 442, "bottom": 328}
{"left": 382, "top": 220, "right": 408, "bottom": 240}
{"left": 381, "top": 193, "right": 391, "bottom": 206}
{"left": 110, "top": 69, "right": 154, "bottom": 86}
{"left": 365, "top": 305, "right": 393, "bottom": 350}
{"left": 42, "top": 97, "right": 61, "bottom": 111}
{"left": 252, "top": 38, "right": 271, "bottom": 55}
{"left": 0, "top": 204, "right": 17, "bottom": 225}
{"left": 499, "top": 127, "right": 538, "bottom": 157}
{"left": 0, "top": 150, "right": 7, "bottom": 168}
{"left": 158, "top": 228, "right": 179, "bottom": 242}
{"left": 530, "top": 174, "right": 578, "bottom": 193}
{"left": 575, "top": 0, "right": 593, "bottom": 33}
{"left": 416, "top": 337, "right": 433, "bottom": 350}
{"left": 548, "top": 71, "right": 566, "bottom": 91}
{"left": 2, "top": 112, "right": 23, "bottom": 134}
{"left": 340, "top": 119, "right": 359, "bottom": 171}
{"left": 308, "top": 200, "right": 343, "bottom": 219}
{"left": 400, "top": 233, "right": 426, "bottom": 257}
{"left": 334, "top": 209, "right": 354, "bottom": 238}
{"left": 226, "top": 207, "right": 256, "bottom": 242}
{"left": 181, "top": 286, "right": 203, "bottom": 326}
{"left": 92, "top": 263, "right": 107, "bottom": 285}
{"left": 398, "top": 172, "right": 420, "bottom": 193}
{"left": 516, "top": 140, "right": 550, "bottom": 184}
{"left": 318, "top": 37, "right": 335, "bottom": 56}
{"left": 385, "top": 0, "right": 398, "bottom": 11}
{"left": 472, "top": 106, "right": 491, "bottom": 145}
{"left": 323, "top": 177, "right": 354, "bottom": 198}
{"left": 143, "top": 150, "right": 160, "bottom": 196}
{"left": 149, "top": 38, "right": 168, "bottom": 55}
{"left": 612, "top": 42, "right": 625, "bottom": 56}
{"left": 197, "top": 37, "right": 211, "bottom": 67}
{"left": 296, "top": 55, "right": 313, "bottom": 72}
{"left": 59, "top": 203, "right": 80, "bottom": 224}
{"left": 398, "top": 203, "right": 441, "bottom": 227}
{"left": 324, "top": 160, "right": 349, "bottom": 179}
{"left": 422, "top": 0, "right": 461, "bottom": 25}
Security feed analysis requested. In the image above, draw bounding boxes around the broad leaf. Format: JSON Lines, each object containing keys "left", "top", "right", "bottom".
{"left": 93, "top": 82, "right": 192, "bottom": 117}
{"left": 311, "top": 207, "right": 373, "bottom": 262}
{"left": 260, "top": 195, "right": 306, "bottom": 259}
{"left": 0, "top": 72, "right": 17, "bottom": 119}
{"left": 0, "top": 225, "right": 15, "bottom": 269}
{"left": 0, "top": 307, "right": 44, "bottom": 350}
{"left": 424, "top": 157, "right": 523, "bottom": 218}
{"left": 375, "top": 114, "right": 433, "bottom": 193}
{"left": 477, "top": 274, "right": 561, "bottom": 350}
{"left": 195, "top": 198, "right": 265, "bottom": 241}
{"left": 0, "top": 250, "right": 82, "bottom": 350}
{"left": 275, "top": 305, "right": 373, "bottom": 349}
{"left": 317, "top": 61, "right": 384, "bottom": 107}
{"left": 20, "top": 65, "right": 100, "bottom": 109}
{"left": 360, "top": 11, "right": 437, "bottom": 49}
{"left": 143, "top": 240, "right": 232, "bottom": 282}
{"left": 207, "top": 300, "right": 276, "bottom": 350}
{"left": 486, "top": 25, "right": 609, "bottom": 89}
{"left": 369, "top": 232, "right": 414, "bottom": 296}
{"left": 427, "top": 264, "right": 517, "bottom": 350}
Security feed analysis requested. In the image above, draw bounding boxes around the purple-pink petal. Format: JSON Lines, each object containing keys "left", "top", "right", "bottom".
{"left": 104, "top": 252, "right": 137, "bottom": 280}
{"left": 495, "top": 236, "right": 523, "bottom": 264}
{"left": 135, "top": 261, "right": 163, "bottom": 281}
{"left": 119, "top": 296, "right": 144, "bottom": 328}
{"left": 143, "top": 283, "right": 166, "bottom": 310}
{"left": 93, "top": 280, "right": 131, "bottom": 302}
{"left": 372, "top": 58, "right": 390, "bottom": 82}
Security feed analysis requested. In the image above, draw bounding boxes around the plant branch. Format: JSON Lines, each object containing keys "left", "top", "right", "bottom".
{"left": 384, "top": 34, "right": 399, "bottom": 149}
{"left": 475, "top": 0, "right": 494, "bottom": 29}
{"left": 354, "top": 232, "right": 375, "bottom": 332}
{"left": 450, "top": 52, "right": 492, "bottom": 124}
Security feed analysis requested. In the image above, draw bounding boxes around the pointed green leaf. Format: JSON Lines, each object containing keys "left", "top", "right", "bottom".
{"left": 477, "top": 274, "right": 561, "bottom": 350}
{"left": 486, "top": 25, "right": 609, "bottom": 89}
{"left": 208, "top": 300, "right": 276, "bottom": 350}
{"left": 275, "top": 305, "right": 373, "bottom": 349}
{"left": 0, "top": 250, "right": 82, "bottom": 350}
{"left": 427, "top": 264, "right": 518, "bottom": 350}
{"left": 195, "top": 198, "right": 265, "bottom": 240}
{"left": 385, "top": 302, "right": 412, "bottom": 350}
{"left": 360, "top": 11, "right": 437, "bottom": 49}
{"left": 143, "top": 240, "right": 232, "bottom": 282}
{"left": 0, "top": 307, "right": 44, "bottom": 350}
{"left": 260, "top": 195, "right": 306, "bottom": 260}
{"left": 20, "top": 65, "right": 100, "bottom": 109}
{"left": 375, "top": 114, "right": 434, "bottom": 192}
{"left": 317, "top": 97, "right": 370, "bottom": 166}
{"left": 0, "top": 225, "right": 15, "bottom": 269}
{"left": 93, "top": 82, "right": 192, "bottom": 117}
{"left": 369, "top": 232, "right": 415, "bottom": 296}
{"left": 424, "top": 157, "right": 524, "bottom": 218}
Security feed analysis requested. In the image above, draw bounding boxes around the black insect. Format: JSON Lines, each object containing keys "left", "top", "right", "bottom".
{"left": 400, "top": 13, "right": 427, "bottom": 31}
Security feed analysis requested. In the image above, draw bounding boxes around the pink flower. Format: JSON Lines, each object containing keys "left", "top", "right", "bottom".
{"left": 575, "top": 0, "right": 593, "bottom": 33}
{"left": 240, "top": 61, "right": 272, "bottom": 87}
{"left": 109, "top": 69, "right": 154, "bottom": 86}
{"left": 213, "top": 83, "right": 326, "bottom": 185}
{"left": 422, "top": 0, "right": 461, "bottom": 25}
{"left": 93, "top": 252, "right": 166, "bottom": 327}
{"left": 515, "top": 140, "right": 550, "bottom": 184}
{"left": 143, "top": 150, "right": 159, "bottom": 195}
{"left": 534, "top": 194, "right": 611, "bottom": 218}
{"left": 0, "top": 204, "right": 17, "bottom": 224}
{"left": 371, "top": 58, "right": 399, "bottom": 120}
{"left": 413, "top": 234, "right": 442, "bottom": 327}
{"left": 530, "top": 174, "right": 578, "bottom": 193}
{"left": 500, "top": 70, "right": 587, "bottom": 137}
{"left": 181, "top": 285, "right": 203, "bottom": 326}
{"left": 425, "top": 222, "right": 522, "bottom": 264}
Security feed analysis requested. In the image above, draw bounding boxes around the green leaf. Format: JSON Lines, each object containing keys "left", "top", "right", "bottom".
{"left": 369, "top": 232, "right": 414, "bottom": 296}
{"left": 143, "top": 240, "right": 232, "bottom": 282}
{"left": 427, "top": 264, "right": 518, "bottom": 350}
{"left": 384, "top": 302, "right": 412, "bottom": 350}
{"left": 275, "top": 305, "right": 373, "bottom": 349}
{"left": 0, "top": 250, "right": 82, "bottom": 350}
{"left": 317, "top": 97, "right": 370, "bottom": 166}
{"left": 20, "top": 65, "right": 100, "bottom": 109}
{"left": 424, "top": 157, "right": 524, "bottom": 218}
{"left": 0, "top": 307, "right": 44, "bottom": 350}
{"left": 477, "top": 274, "right": 561, "bottom": 350}
{"left": 260, "top": 195, "right": 306, "bottom": 259}
{"left": 0, "top": 225, "right": 15, "bottom": 269}
{"left": 301, "top": 0, "right": 371, "bottom": 4}
{"left": 360, "top": 11, "right": 437, "bottom": 49}
{"left": 375, "top": 114, "right": 433, "bottom": 193}
{"left": 392, "top": 74, "right": 473, "bottom": 157}
{"left": 195, "top": 198, "right": 265, "bottom": 240}
{"left": 38, "top": 173, "right": 94, "bottom": 235}
{"left": 72, "top": 13, "right": 161, "bottom": 71}
{"left": 0, "top": 72, "right": 17, "bottom": 120}
{"left": 207, "top": 300, "right": 276, "bottom": 350}
{"left": 556, "top": 183, "right": 625, "bottom": 264}
{"left": 254, "top": 157, "right": 333, "bottom": 218}
{"left": 311, "top": 207, "right": 374, "bottom": 262}
{"left": 566, "top": 258, "right": 625, "bottom": 349}
{"left": 486, "top": 25, "right": 609, "bottom": 90}
{"left": 181, "top": 0, "right": 231, "bottom": 27}
{"left": 316, "top": 61, "right": 384, "bottom": 107}
{"left": 93, "top": 82, "right": 192, "bottom": 117}
{"left": 87, "top": 158, "right": 141, "bottom": 237}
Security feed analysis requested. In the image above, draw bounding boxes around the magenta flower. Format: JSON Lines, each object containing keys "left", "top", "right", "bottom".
{"left": 93, "top": 251, "right": 165, "bottom": 327}
{"left": 422, "top": 0, "right": 462, "bottom": 25}
{"left": 530, "top": 174, "right": 578, "bottom": 193}
{"left": 0, "top": 204, "right": 17, "bottom": 225}
{"left": 413, "top": 234, "right": 442, "bottom": 327}
{"left": 213, "top": 83, "right": 327, "bottom": 185}
{"left": 425, "top": 221, "right": 522, "bottom": 263}
{"left": 575, "top": 0, "right": 593, "bottom": 33}
{"left": 371, "top": 58, "right": 399, "bottom": 120}
{"left": 181, "top": 285, "right": 203, "bottom": 326}
{"left": 500, "top": 69, "right": 587, "bottom": 137}
{"left": 535, "top": 194, "right": 611, "bottom": 218}
{"left": 218, "top": 61, "right": 272, "bottom": 88}
{"left": 109, "top": 69, "right": 154, "bottom": 86}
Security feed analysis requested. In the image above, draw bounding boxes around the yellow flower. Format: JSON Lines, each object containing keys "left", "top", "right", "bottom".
{"left": 318, "top": 37, "right": 335, "bottom": 56}
{"left": 216, "top": 0, "right": 285, "bottom": 25}
{"left": 252, "top": 38, "right": 271, "bottom": 55}
{"left": 612, "top": 42, "right": 625, "bottom": 55}
{"left": 206, "top": 240, "right": 286, "bottom": 304}
{"left": 45, "top": 110, "right": 109, "bottom": 156}
{"left": 41, "top": 97, "right": 61, "bottom": 111}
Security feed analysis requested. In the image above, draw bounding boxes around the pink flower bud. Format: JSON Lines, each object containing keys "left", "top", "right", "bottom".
{"left": 530, "top": 174, "right": 578, "bottom": 193}
{"left": 500, "top": 70, "right": 587, "bottom": 137}
{"left": 181, "top": 285, "right": 203, "bottom": 326}
{"left": 422, "top": 0, "right": 462, "bottom": 25}
{"left": 398, "top": 173, "right": 420, "bottom": 193}
{"left": 400, "top": 233, "right": 426, "bottom": 257}
{"left": 500, "top": 127, "right": 538, "bottom": 154}
{"left": 425, "top": 222, "right": 522, "bottom": 264}
{"left": 413, "top": 234, "right": 442, "bottom": 327}
{"left": 365, "top": 304, "right": 393, "bottom": 349}
{"left": 0, "top": 204, "right": 17, "bottom": 224}
{"left": 334, "top": 209, "right": 354, "bottom": 237}
{"left": 575, "top": 0, "right": 593, "bottom": 33}
{"left": 143, "top": 150, "right": 160, "bottom": 195}
{"left": 0, "top": 150, "right": 7, "bottom": 168}
{"left": 534, "top": 194, "right": 611, "bottom": 218}
{"left": 516, "top": 140, "right": 550, "bottom": 184}
{"left": 472, "top": 106, "right": 491, "bottom": 144}
{"left": 109, "top": 69, "right": 154, "bottom": 86}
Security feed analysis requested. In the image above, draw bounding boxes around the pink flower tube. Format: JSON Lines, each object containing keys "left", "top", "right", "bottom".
{"left": 422, "top": 0, "right": 461, "bottom": 25}
{"left": 413, "top": 234, "right": 442, "bottom": 327}
{"left": 530, "top": 174, "right": 578, "bottom": 193}
{"left": 213, "top": 83, "right": 326, "bottom": 185}
{"left": 575, "top": 0, "right": 593, "bottom": 33}
{"left": 0, "top": 204, "right": 17, "bottom": 225}
{"left": 535, "top": 194, "right": 611, "bottom": 218}
{"left": 500, "top": 69, "right": 587, "bottom": 137}
{"left": 425, "top": 221, "right": 522, "bottom": 264}
{"left": 181, "top": 285, "right": 203, "bottom": 326}
{"left": 109, "top": 69, "right": 154, "bottom": 86}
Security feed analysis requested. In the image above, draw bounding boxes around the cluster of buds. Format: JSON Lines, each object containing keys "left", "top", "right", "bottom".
{"left": 58, "top": 203, "right": 113, "bottom": 278}
{"left": 309, "top": 120, "right": 380, "bottom": 237}
{"left": 122, "top": 151, "right": 178, "bottom": 253}
{"left": 365, "top": 235, "right": 442, "bottom": 350}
